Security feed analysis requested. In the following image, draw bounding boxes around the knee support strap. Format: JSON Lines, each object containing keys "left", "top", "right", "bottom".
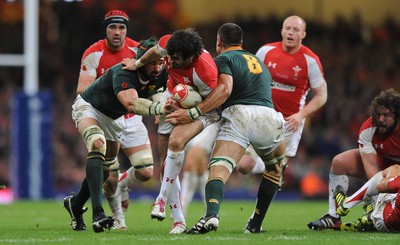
{"left": 209, "top": 156, "right": 236, "bottom": 174}
{"left": 104, "top": 157, "right": 119, "bottom": 171}
{"left": 82, "top": 125, "right": 106, "bottom": 155}
{"left": 128, "top": 149, "right": 154, "bottom": 170}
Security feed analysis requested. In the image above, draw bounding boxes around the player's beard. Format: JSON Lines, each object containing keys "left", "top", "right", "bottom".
{"left": 378, "top": 121, "right": 398, "bottom": 136}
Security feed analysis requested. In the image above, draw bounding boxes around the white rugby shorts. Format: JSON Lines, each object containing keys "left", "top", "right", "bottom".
{"left": 216, "top": 104, "right": 284, "bottom": 156}
{"left": 71, "top": 95, "right": 123, "bottom": 142}
{"left": 115, "top": 115, "right": 151, "bottom": 149}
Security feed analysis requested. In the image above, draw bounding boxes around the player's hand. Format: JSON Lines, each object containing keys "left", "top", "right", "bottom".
{"left": 165, "top": 109, "right": 192, "bottom": 125}
{"left": 121, "top": 58, "right": 137, "bottom": 70}
{"left": 164, "top": 97, "right": 183, "bottom": 114}
{"left": 284, "top": 113, "right": 303, "bottom": 132}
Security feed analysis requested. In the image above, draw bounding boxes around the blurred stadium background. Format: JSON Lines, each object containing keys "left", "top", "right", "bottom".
{"left": 0, "top": 0, "right": 399, "bottom": 203}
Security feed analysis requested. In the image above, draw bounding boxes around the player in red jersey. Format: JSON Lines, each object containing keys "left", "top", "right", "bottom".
{"left": 122, "top": 28, "right": 219, "bottom": 234}
{"left": 308, "top": 88, "right": 400, "bottom": 230}
{"left": 333, "top": 164, "right": 400, "bottom": 232}
{"left": 235, "top": 15, "right": 328, "bottom": 233}
{"left": 63, "top": 10, "right": 156, "bottom": 231}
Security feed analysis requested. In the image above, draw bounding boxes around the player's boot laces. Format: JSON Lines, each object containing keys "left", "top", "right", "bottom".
{"left": 168, "top": 221, "right": 187, "bottom": 234}
{"left": 151, "top": 197, "right": 166, "bottom": 221}
{"left": 334, "top": 185, "right": 350, "bottom": 216}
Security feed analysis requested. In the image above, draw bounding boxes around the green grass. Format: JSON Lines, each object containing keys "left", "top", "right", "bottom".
{"left": 0, "top": 199, "right": 399, "bottom": 244}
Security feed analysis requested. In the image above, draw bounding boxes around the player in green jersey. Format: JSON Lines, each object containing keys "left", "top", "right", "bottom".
{"left": 65, "top": 38, "right": 167, "bottom": 233}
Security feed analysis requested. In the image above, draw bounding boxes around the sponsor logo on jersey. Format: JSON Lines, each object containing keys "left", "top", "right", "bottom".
{"left": 271, "top": 80, "right": 295, "bottom": 92}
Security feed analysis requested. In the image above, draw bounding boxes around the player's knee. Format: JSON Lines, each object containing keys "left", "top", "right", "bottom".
{"left": 236, "top": 154, "right": 255, "bottom": 175}
{"left": 168, "top": 134, "right": 187, "bottom": 151}
{"left": 331, "top": 154, "right": 347, "bottom": 174}
{"left": 128, "top": 149, "right": 154, "bottom": 181}
{"left": 82, "top": 125, "right": 106, "bottom": 155}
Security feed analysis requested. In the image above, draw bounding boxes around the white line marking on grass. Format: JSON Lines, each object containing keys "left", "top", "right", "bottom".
{"left": 0, "top": 237, "right": 72, "bottom": 243}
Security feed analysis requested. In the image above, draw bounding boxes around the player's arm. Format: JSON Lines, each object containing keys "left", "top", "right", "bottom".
{"left": 76, "top": 74, "right": 96, "bottom": 94}
{"left": 121, "top": 46, "right": 163, "bottom": 71}
{"left": 122, "top": 35, "right": 169, "bottom": 71}
{"left": 117, "top": 89, "right": 165, "bottom": 116}
{"left": 360, "top": 153, "right": 380, "bottom": 179}
{"left": 285, "top": 81, "right": 327, "bottom": 132}
{"left": 197, "top": 74, "right": 232, "bottom": 114}
{"left": 302, "top": 81, "right": 327, "bottom": 117}
{"left": 165, "top": 74, "right": 232, "bottom": 125}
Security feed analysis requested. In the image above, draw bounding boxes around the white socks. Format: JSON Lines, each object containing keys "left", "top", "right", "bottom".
{"left": 169, "top": 177, "right": 185, "bottom": 223}
{"left": 343, "top": 171, "right": 383, "bottom": 209}
{"left": 159, "top": 149, "right": 185, "bottom": 201}
{"left": 250, "top": 156, "right": 266, "bottom": 174}
{"left": 328, "top": 173, "right": 349, "bottom": 217}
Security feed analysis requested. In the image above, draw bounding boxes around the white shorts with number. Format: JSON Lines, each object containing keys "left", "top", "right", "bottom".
{"left": 217, "top": 104, "right": 284, "bottom": 156}
{"left": 72, "top": 95, "right": 124, "bottom": 142}
{"left": 157, "top": 90, "right": 220, "bottom": 135}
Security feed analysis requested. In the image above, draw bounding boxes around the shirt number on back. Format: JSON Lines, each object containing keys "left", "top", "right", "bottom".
{"left": 243, "top": 54, "right": 262, "bottom": 74}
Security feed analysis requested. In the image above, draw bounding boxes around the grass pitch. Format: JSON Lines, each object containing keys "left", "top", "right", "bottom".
{"left": 0, "top": 199, "right": 399, "bottom": 244}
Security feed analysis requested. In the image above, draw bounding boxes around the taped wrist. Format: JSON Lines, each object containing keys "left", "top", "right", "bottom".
{"left": 135, "top": 59, "right": 144, "bottom": 68}
{"left": 187, "top": 106, "right": 202, "bottom": 121}
{"left": 132, "top": 98, "right": 165, "bottom": 115}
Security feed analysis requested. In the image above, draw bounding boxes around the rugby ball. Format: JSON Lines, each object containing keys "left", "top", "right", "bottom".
{"left": 172, "top": 84, "right": 202, "bottom": 108}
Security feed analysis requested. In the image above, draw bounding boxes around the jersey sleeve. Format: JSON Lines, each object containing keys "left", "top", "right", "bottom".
{"left": 358, "top": 119, "right": 377, "bottom": 156}
{"left": 192, "top": 52, "right": 218, "bottom": 97}
{"left": 80, "top": 49, "right": 101, "bottom": 77}
{"left": 214, "top": 55, "right": 232, "bottom": 76}
{"left": 304, "top": 53, "right": 326, "bottom": 89}
{"left": 255, "top": 45, "right": 274, "bottom": 63}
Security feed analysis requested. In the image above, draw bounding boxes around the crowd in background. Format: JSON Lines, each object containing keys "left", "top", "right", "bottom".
{"left": 0, "top": 0, "right": 399, "bottom": 199}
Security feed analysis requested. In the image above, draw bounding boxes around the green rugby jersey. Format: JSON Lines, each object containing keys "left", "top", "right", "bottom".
{"left": 81, "top": 63, "right": 167, "bottom": 119}
{"left": 214, "top": 47, "right": 273, "bottom": 111}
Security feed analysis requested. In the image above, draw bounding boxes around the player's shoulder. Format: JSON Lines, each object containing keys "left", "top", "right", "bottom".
{"left": 256, "top": 42, "right": 280, "bottom": 56}
{"left": 259, "top": 41, "right": 280, "bottom": 50}
{"left": 359, "top": 117, "right": 374, "bottom": 133}
{"left": 196, "top": 50, "right": 218, "bottom": 71}
{"left": 299, "top": 44, "right": 319, "bottom": 58}
{"left": 82, "top": 39, "right": 106, "bottom": 58}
